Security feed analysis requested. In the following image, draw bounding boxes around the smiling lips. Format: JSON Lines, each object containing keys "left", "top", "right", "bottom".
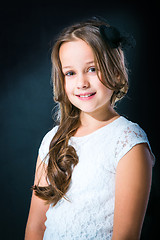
{"left": 75, "top": 92, "right": 96, "bottom": 100}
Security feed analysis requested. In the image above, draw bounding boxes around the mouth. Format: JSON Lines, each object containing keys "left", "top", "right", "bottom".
{"left": 75, "top": 92, "right": 96, "bottom": 100}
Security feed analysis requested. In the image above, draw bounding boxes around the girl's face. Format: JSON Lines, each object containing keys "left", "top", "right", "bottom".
{"left": 59, "top": 39, "right": 113, "bottom": 115}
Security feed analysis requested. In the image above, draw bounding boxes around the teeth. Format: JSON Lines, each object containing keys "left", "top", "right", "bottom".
{"left": 79, "top": 93, "right": 93, "bottom": 98}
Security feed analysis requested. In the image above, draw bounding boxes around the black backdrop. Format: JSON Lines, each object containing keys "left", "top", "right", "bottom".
{"left": 0, "top": 1, "right": 159, "bottom": 239}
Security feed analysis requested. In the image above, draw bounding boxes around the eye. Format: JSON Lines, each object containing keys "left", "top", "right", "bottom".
{"left": 65, "top": 71, "right": 75, "bottom": 76}
{"left": 88, "top": 67, "right": 96, "bottom": 73}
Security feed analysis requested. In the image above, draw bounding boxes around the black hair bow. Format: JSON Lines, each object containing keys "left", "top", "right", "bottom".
{"left": 99, "top": 25, "right": 136, "bottom": 50}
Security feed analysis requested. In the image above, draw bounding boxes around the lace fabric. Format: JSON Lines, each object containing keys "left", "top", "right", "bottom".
{"left": 38, "top": 116, "right": 155, "bottom": 240}
{"left": 114, "top": 123, "right": 155, "bottom": 168}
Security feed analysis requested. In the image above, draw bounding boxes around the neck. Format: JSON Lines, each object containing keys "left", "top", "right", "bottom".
{"left": 80, "top": 106, "right": 119, "bottom": 128}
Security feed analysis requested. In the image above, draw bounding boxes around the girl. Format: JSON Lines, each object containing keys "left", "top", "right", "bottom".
{"left": 25, "top": 17, "right": 155, "bottom": 240}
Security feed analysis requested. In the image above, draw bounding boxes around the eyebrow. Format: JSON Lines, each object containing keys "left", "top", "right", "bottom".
{"left": 62, "top": 61, "right": 95, "bottom": 70}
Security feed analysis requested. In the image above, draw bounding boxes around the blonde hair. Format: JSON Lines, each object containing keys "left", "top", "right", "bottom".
{"left": 33, "top": 17, "right": 129, "bottom": 205}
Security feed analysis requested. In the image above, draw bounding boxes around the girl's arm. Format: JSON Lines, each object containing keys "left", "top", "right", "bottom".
{"left": 112, "top": 143, "right": 153, "bottom": 240}
{"left": 25, "top": 156, "right": 49, "bottom": 240}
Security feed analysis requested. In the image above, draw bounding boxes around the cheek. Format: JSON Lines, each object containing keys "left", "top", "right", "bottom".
{"left": 106, "top": 89, "right": 114, "bottom": 101}
{"left": 64, "top": 80, "right": 74, "bottom": 98}
{"left": 105, "top": 88, "right": 113, "bottom": 97}
{"left": 64, "top": 80, "right": 70, "bottom": 94}
{"left": 97, "top": 81, "right": 113, "bottom": 98}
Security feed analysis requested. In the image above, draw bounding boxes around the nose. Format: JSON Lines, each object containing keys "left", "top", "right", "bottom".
{"left": 76, "top": 74, "right": 90, "bottom": 89}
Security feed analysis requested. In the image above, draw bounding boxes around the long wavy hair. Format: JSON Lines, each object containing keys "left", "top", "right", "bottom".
{"left": 33, "top": 17, "right": 129, "bottom": 206}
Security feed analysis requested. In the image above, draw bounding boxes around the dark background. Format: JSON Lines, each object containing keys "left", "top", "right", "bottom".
{"left": 0, "top": 1, "right": 159, "bottom": 239}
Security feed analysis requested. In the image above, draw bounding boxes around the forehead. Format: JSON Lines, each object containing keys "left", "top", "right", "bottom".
{"left": 59, "top": 39, "right": 95, "bottom": 67}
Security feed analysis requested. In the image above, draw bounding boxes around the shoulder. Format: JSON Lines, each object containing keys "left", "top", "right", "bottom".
{"left": 117, "top": 117, "right": 148, "bottom": 143}
{"left": 113, "top": 116, "right": 155, "bottom": 168}
{"left": 40, "top": 125, "right": 59, "bottom": 144}
{"left": 38, "top": 125, "right": 59, "bottom": 162}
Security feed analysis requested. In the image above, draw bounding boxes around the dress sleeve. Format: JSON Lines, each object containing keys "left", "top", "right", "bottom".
{"left": 39, "top": 126, "right": 59, "bottom": 164}
{"left": 114, "top": 123, "right": 155, "bottom": 169}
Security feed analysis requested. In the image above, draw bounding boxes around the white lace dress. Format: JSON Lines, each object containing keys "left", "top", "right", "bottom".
{"left": 39, "top": 116, "right": 155, "bottom": 240}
